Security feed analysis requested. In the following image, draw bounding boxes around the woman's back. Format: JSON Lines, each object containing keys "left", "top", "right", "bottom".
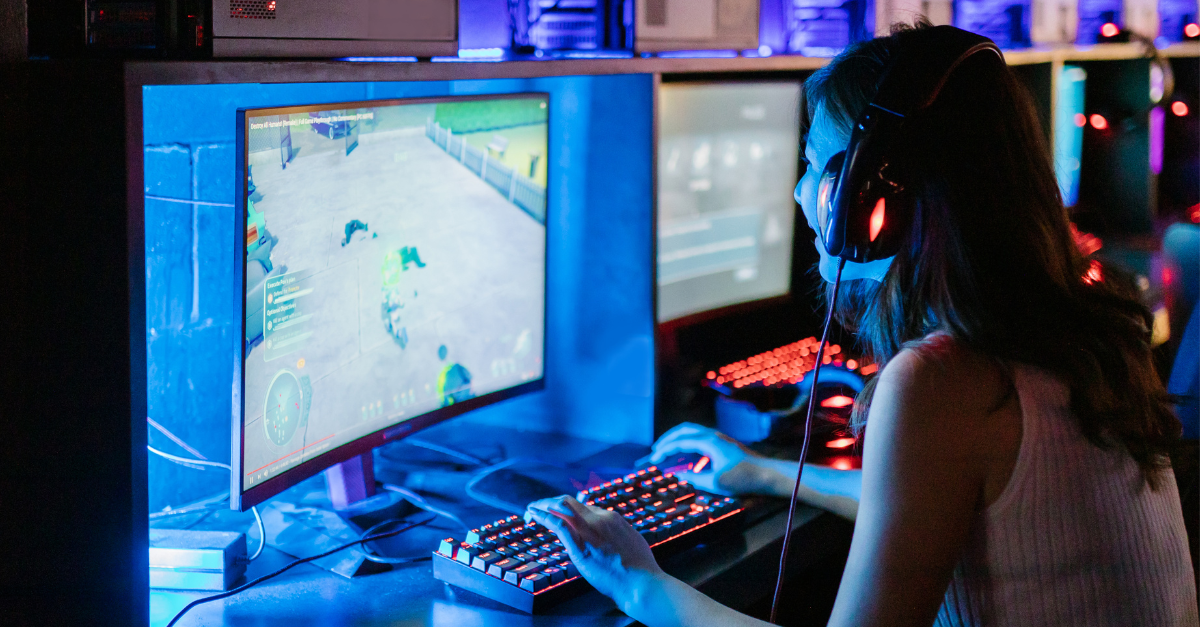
{"left": 938, "top": 365, "right": 1198, "bottom": 626}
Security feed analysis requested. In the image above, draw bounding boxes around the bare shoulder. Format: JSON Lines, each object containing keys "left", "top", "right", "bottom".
{"left": 877, "top": 335, "right": 1011, "bottom": 416}
{"left": 870, "top": 335, "right": 1014, "bottom": 451}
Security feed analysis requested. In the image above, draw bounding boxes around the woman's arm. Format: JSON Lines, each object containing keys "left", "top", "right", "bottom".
{"left": 644, "top": 423, "right": 863, "bottom": 519}
{"left": 825, "top": 345, "right": 1006, "bottom": 627}
{"left": 752, "top": 459, "right": 861, "bottom": 520}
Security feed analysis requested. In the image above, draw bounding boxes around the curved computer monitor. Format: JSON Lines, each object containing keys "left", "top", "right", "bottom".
{"left": 232, "top": 93, "right": 549, "bottom": 510}
{"left": 656, "top": 81, "right": 802, "bottom": 325}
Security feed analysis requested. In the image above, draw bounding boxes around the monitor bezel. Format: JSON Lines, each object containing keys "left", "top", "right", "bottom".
{"left": 232, "top": 92, "right": 551, "bottom": 511}
{"left": 652, "top": 78, "right": 809, "bottom": 329}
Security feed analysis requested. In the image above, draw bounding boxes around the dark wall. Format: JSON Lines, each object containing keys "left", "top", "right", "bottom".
{"left": 0, "top": 61, "right": 146, "bottom": 625}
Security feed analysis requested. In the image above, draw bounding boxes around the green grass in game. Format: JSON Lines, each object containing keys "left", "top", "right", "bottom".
{"left": 434, "top": 98, "right": 548, "bottom": 134}
{"left": 460, "top": 124, "right": 548, "bottom": 188}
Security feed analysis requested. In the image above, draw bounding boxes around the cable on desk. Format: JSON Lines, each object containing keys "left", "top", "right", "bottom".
{"left": 148, "top": 437, "right": 265, "bottom": 561}
{"left": 380, "top": 482, "right": 470, "bottom": 531}
{"left": 462, "top": 457, "right": 547, "bottom": 514}
{"left": 402, "top": 437, "right": 494, "bottom": 466}
{"left": 355, "top": 517, "right": 440, "bottom": 564}
{"left": 164, "top": 514, "right": 437, "bottom": 627}
{"left": 148, "top": 417, "right": 211, "bottom": 461}
{"left": 148, "top": 445, "right": 232, "bottom": 472}
{"left": 248, "top": 506, "right": 265, "bottom": 561}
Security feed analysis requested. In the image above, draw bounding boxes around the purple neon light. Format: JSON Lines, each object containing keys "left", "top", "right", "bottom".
{"left": 1150, "top": 106, "right": 1164, "bottom": 175}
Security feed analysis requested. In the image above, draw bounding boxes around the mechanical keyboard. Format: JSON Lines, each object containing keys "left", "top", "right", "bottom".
{"left": 432, "top": 465, "right": 744, "bottom": 612}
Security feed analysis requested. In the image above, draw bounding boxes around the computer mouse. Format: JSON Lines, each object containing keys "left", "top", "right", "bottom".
{"left": 659, "top": 452, "right": 711, "bottom": 475}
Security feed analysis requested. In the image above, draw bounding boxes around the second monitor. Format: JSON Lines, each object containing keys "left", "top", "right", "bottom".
{"left": 656, "top": 81, "right": 802, "bottom": 323}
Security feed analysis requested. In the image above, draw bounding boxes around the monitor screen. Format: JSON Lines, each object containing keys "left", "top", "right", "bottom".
{"left": 235, "top": 94, "right": 548, "bottom": 508}
{"left": 656, "top": 82, "right": 801, "bottom": 323}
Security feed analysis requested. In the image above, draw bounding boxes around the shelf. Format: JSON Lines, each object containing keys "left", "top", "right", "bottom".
{"left": 122, "top": 42, "right": 1198, "bottom": 86}
{"left": 1004, "top": 41, "right": 1200, "bottom": 65}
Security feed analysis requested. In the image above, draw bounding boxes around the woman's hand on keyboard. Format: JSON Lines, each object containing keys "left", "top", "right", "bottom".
{"left": 640, "top": 423, "right": 769, "bottom": 496}
{"left": 525, "top": 495, "right": 663, "bottom": 606}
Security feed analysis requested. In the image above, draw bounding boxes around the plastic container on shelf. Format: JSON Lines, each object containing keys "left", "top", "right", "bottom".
{"left": 954, "top": 0, "right": 1034, "bottom": 48}
{"left": 786, "top": 0, "right": 874, "bottom": 56}
{"left": 1158, "top": 0, "right": 1198, "bottom": 42}
{"left": 1031, "top": 0, "right": 1080, "bottom": 43}
{"left": 1075, "top": 0, "right": 1123, "bottom": 42}
{"left": 509, "top": 0, "right": 633, "bottom": 54}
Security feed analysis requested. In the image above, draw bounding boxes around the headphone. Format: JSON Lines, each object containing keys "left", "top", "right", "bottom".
{"left": 815, "top": 26, "right": 1005, "bottom": 263}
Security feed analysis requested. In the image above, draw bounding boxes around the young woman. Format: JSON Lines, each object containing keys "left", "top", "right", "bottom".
{"left": 527, "top": 24, "right": 1199, "bottom": 627}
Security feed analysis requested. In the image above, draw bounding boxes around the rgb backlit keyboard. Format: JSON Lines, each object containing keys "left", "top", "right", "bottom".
{"left": 432, "top": 465, "right": 743, "bottom": 612}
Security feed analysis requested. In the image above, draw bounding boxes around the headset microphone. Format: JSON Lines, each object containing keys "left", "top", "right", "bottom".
{"left": 768, "top": 26, "right": 1004, "bottom": 624}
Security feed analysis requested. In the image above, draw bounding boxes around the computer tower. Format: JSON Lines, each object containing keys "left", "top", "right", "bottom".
{"left": 212, "top": 0, "right": 457, "bottom": 57}
{"left": 82, "top": 0, "right": 457, "bottom": 58}
{"left": 635, "top": 0, "right": 760, "bottom": 53}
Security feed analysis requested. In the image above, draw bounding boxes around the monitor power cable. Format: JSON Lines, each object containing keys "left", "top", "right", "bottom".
{"left": 769, "top": 257, "right": 846, "bottom": 624}
{"left": 164, "top": 514, "right": 437, "bottom": 627}
{"left": 147, "top": 421, "right": 265, "bottom": 562}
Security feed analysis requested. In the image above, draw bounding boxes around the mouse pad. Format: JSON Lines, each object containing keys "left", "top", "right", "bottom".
{"left": 466, "top": 443, "right": 652, "bottom": 513}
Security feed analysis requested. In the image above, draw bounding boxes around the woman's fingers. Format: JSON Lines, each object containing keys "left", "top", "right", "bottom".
{"left": 652, "top": 423, "right": 709, "bottom": 448}
{"left": 646, "top": 436, "right": 721, "bottom": 465}
{"left": 674, "top": 470, "right": 726, "bottom": 495}
{"left": 526, "top": 496, "right": 578, "bottom": 521}
{"left": 559, "top": 496, "right": 592, "bottom": 518}
{"left": 525, "top": 505, "right": 585, "bottom": 556}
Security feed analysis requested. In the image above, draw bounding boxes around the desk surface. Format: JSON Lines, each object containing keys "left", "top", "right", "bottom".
{"left": 152, "top": 425, "right": 850, "bottom": 627}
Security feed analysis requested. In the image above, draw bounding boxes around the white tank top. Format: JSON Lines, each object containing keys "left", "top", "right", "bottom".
{"left": 936, "top": 365, "right": 1198, "bottom": 626}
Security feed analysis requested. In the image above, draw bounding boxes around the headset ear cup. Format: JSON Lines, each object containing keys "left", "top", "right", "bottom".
{"left": 866, "top": 187, "right": 914, "bottom": 261}
{"left": 818, "top": 151, "right": 846, "bottom": 256}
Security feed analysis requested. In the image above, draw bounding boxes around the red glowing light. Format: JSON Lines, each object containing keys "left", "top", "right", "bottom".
{"left": 1163, "top": 267, "right": 1174, "bottom": 286}
{"left": 1101, "top": 23, "right": 1119, "bottom": 38}
{"left": 846, "top": 359, "right": 858, "bottom": 370}
{"left": 1089, "top": 114, "right": 1108, "bottom": 130}
{"left": 1172, "top": 101, "right": 1189, "bottom": 117}
{"left": 1190, "top": 204, "right": 1199, "bottom": 223}
{"left": 826, "top": 437, "right": 857, "bottom": 449}
{"left": 1185, "top": 23, "right": 1200, "bottom": 38}
{"left": 267, "top": 0, "right": 276, "bottom": 9}
{"left": 869, "top": 197, "right": 886, "bottom": 242}
{"left": 706, "top": 371, "right": 716, "bottom": 380}
{"left": 860, "top": 363, "right": 879, "bottom": 375}
{"left": 1084, "top": 259, "right": 1103, "bottom": 285}
{"left": 1069, "top": 223, "right": 1103, "bottom": 256}
{"left": 831, "top": 457, "right": 855, "bottom": 470}
{"left": 821, "top": 395, "right": 855, "bottom": 409}
{"left": 1074, "top": 113, "right": 1087, "bottom": 127}
{"left": 692, "top": 456, "right": 709, "bottom": 473}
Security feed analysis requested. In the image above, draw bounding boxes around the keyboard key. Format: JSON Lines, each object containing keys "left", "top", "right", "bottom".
{"left": 487, "top": 557, "right": 520, "bottom": 579}
{"left": 454, "top": 544, "right": 478, "bottom": 565}
{"left": 543, "top": 566, "right": 565, "bottom": 584}
{"left": 493, "top": 545, "right": 517, "bottom": 558}
{"left": 559, "top": 560, "right": 579, "bottom": 578}
{"left": 503, "top": 562, "right": 539, "bottom": 586}
{"left": 520, "top": 573, "right": 549, "bottom": 592}
{"left": 470, "top": 551, "right": 503, "bottom": 571}
{"left": 437, "top": 538, "right": 457, "bottom": 557}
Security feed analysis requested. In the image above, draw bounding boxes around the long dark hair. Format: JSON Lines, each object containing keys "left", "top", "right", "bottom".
{"left": 803, "top": 23, "right": 1180, "bottom": 486}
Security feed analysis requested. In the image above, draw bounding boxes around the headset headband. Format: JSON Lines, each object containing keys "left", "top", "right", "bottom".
{"left": 821, "top": 26, "right": 1004, "bottom": 262}
{"left": 872, "top": 27, "right": 1004, "bottom": 117}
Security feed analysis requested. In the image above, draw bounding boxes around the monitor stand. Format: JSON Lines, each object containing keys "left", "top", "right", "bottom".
{"left": 258, "top": 453, "right": 417, "bottom": 577}
{"left": 324, "top": 453, "right": 376, "bottom": 510}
